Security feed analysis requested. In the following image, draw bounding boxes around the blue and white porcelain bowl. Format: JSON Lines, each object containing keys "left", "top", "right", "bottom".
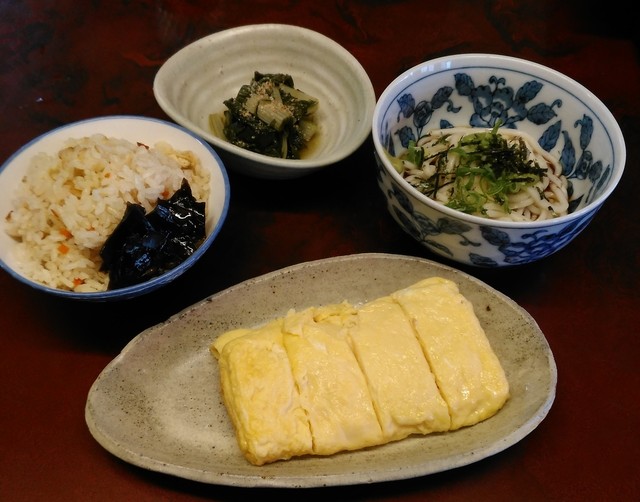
{"left": 372, "top": 54, "right": 626, "bottom": 267}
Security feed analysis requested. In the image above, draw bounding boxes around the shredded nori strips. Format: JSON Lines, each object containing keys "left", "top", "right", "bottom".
{"left": 99, "top": 179, "right": 206, "bottom": 289}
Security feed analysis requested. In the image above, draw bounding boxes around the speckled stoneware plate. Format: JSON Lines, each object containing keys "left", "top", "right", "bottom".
{"left": 85, "top": 253, "right": 557, "bottom": 488}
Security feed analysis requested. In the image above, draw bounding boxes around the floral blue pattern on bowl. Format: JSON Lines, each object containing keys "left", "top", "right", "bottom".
{"left": 373, "top": 54, "right": 625, "bottom": 267}
{"left": 375, "top": 166, "right": 596, "bottom": 266}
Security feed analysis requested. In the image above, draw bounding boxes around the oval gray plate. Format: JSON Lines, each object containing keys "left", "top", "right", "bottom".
{"left": 85, "top": 253, "right": 557, "bottom": 487}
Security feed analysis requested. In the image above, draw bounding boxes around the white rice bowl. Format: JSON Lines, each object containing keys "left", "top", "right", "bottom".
{"left": 0, "top": 116, "right": 230, "bottom": 301}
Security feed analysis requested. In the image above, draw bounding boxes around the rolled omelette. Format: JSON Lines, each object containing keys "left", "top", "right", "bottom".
{"left": 211, "top": 276, "right": 510, "bottom": 466}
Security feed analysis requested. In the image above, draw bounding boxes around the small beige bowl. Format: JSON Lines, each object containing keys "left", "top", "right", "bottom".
{"left": 154, "top": 24, "right": 375, "bottom": 180}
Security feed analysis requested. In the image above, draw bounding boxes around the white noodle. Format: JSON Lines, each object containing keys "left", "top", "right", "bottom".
{"left": 402, "top": 127, "right": 569, "bottom": 222}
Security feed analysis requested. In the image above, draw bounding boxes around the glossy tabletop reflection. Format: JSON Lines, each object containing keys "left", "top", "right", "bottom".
{"left": 1, "top": 1, "right": 638, "bottom": 501}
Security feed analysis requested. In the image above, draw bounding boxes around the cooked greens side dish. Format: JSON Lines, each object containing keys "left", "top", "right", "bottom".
{"left": 210, "top": 72, "right": 319, "bottom": 159}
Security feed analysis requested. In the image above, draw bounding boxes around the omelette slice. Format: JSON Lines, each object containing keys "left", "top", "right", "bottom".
{"left": 347, "top": 296, "right": 451, "bottom": 442}
{"left": 391, "top": 277, "right": 510, "bottom": 430}
{"left": 212, "top": 318, "right": 313, "bottom": 465}
{"left": 282, "top": 304, "right": 385, "bottom": 456}
{"left": 210, "top": 327, "right": 253, "bottom": 358}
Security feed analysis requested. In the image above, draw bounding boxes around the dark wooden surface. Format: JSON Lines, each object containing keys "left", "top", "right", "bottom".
{"left": 1, "top": 1, "right": 638, "bottom": 500}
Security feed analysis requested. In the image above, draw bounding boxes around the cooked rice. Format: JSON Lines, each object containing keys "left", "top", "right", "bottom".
{"left": 5, "top": 134, "right": 210, "bottom": 292}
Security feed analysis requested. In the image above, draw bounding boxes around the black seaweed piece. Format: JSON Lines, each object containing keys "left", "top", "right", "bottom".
{"left": 105, "top": 228, "right": 171, "bottom": 289}
{"left": 99, "top": 179, "right": 207, "bottom": 290}
{"left": 147, "top": 179, "right": 206, "bottom": 243}
{"left": 99, "top": 203, "right": 150, "bottom": 272}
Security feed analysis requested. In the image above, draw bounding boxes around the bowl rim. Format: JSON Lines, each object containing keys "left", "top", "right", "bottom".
{"left": 153, "top": 23, "right": 376, "bottom": 172}
{"left": 372, "top": 53, "right": 627, "bottom": 229}
{"left": 0, "top": 114, "right": 230, "bottom": 301}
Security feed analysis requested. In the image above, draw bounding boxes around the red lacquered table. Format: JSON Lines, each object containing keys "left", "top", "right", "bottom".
{"left": 1, "top": 1, "right": 638, "bottom": 500}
